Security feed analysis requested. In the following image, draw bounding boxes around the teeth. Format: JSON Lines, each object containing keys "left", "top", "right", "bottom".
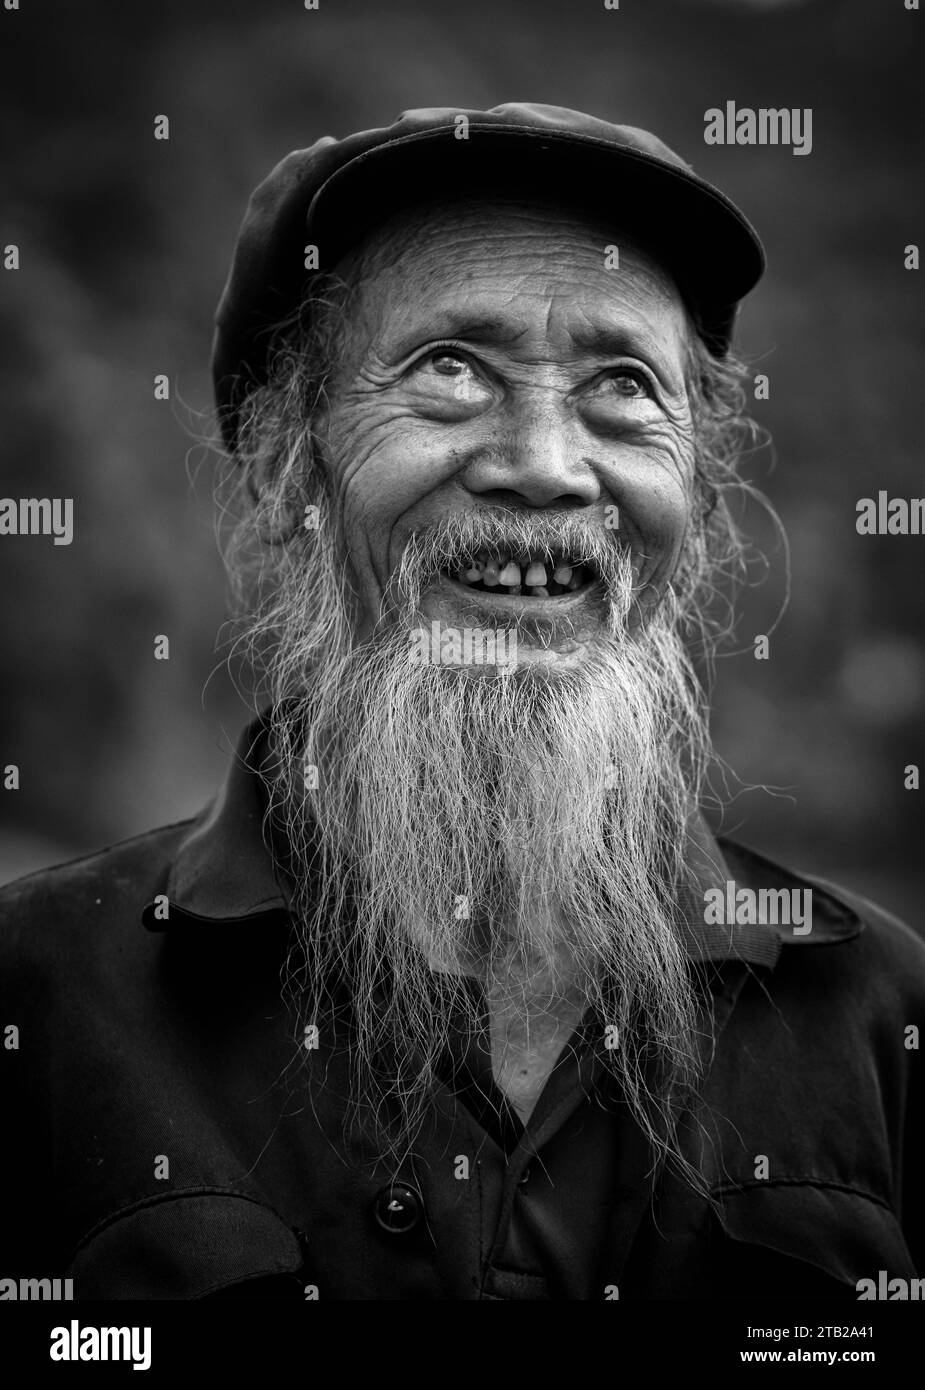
{"left": 449, "top": 553, "right": 597, "bottom": 594}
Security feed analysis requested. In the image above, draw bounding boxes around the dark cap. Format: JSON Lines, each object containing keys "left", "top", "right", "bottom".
{"left": 213, "top": 102, "right": 765, "bottom": 452}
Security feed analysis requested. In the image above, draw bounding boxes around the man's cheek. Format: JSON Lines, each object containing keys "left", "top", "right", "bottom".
{"left": 601, "top": 442, "right": 691, "bottom": 536}
{"left": 334, "top": 414, "right": 464, "bottom": 528}
{"left": 336, "top": 481, "right": 392, "bottom": 604}
{"left": 327, "top": 400, "right": 448, "bottom": 492}
{"left": 325, "top": 434, "right": 438, "bottom": 600}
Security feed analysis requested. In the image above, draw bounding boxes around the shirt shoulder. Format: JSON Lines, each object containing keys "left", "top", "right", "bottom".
{"left": 803, "top": 870, "right": 925, "bottom": 997}
{"left": 0, "top": 821, "right": 194, "bottom": 974}
{"left": 720, "top": 834, "right": 925, "bottom": 1004}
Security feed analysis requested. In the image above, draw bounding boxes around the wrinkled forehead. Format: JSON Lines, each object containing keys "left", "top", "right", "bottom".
{"left": 331, "top": 193, "right": 696, "bottom": 368}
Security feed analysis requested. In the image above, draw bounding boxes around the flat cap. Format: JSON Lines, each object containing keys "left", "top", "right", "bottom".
{"left": 213, "top": 102, "right": 765, "bottom": 452}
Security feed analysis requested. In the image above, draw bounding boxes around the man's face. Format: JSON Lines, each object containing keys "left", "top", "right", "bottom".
{"left": 319, "top": 196, "right": 697, "bottom": 666}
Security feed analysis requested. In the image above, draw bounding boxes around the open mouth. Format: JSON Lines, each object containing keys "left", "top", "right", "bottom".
{"left": 442, "top": 549, "right": 601, "bottom": 599}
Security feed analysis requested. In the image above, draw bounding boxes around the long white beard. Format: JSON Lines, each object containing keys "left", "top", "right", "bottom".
{"left": 250, "top": 513, "right": 712, "bottom": 1178}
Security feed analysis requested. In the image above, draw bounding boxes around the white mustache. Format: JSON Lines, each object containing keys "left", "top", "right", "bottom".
{"left": 389, "top": 509, "right": 635, "bottom": 603}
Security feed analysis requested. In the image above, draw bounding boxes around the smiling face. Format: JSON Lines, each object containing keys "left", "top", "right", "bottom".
{"left": 317, "top": 196, "right": 698, "bottom": 667}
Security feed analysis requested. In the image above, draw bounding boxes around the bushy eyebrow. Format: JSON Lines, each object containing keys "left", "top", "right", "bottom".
{"left": 385, "top": 314, "right": 530, "bottom": 355}
{"left": 567, "top": 325, "right": 680, "bottom": 386}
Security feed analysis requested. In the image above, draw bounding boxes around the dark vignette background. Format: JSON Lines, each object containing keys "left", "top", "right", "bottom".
{"left": 0, "top": 0, "right": 922, "bottom": 923}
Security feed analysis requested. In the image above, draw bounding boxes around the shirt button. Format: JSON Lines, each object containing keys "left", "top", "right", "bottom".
{"left": 373, "top": 1182, "right": 424, "bottom": 1234}
{"left": 518, "top": 1166, "right": 531, "bottom": 1188}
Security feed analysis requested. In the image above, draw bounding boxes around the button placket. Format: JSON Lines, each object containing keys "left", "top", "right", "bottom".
{"left": 372, "top": 1182, "right": 424, "bottom": 1235}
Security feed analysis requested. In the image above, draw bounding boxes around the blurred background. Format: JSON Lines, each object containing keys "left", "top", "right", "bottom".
{"left": 1, "top": 0, "right": 922, "bottom": 923}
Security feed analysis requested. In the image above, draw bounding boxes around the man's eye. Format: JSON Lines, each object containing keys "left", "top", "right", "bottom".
{"left": 414, "top": 350, "right": 480, "bottom": 384}
{"left": 428, "top": 351, "right": 470, "bottom": 376}
{"left": 407, "top": 349, "right": 492, "bottom": 409}
{"left": 594, "top": 370, "right": 652, "bottom": 399}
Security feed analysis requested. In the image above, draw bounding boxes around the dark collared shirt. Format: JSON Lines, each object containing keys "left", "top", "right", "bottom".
{"left": 1, "top": 716, "right": 923, "bottom": 1300}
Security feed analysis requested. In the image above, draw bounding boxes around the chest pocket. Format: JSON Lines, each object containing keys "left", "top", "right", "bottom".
{"left": 710, "top": 1182, "right": 917, "bottom": 1299}
{"left": 67, "top": 1191, "right": 306, "bottom": 1300}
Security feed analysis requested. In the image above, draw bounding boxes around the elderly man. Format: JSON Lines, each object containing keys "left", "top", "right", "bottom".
{"left": 1, "top": 104, "right": 923, "bottom": 1303}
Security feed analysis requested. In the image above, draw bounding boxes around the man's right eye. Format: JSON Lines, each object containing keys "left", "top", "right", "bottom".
{"left": 427, "top": 351, "right": 471, "bottom": 376}
{"left": 412, "top": 349, "right": 482, "bottom": 385}
{"left": 404, "top": 349, "right": 494, "bottom": 414}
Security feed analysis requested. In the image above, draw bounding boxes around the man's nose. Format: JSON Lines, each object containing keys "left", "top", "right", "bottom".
{"left": 460, "top": 398, "right": 602, "bottom": 509}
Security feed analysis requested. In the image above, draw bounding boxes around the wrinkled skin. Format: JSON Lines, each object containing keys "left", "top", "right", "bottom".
{"left": 318, "top": 197, "right": 699, "bottom": 668}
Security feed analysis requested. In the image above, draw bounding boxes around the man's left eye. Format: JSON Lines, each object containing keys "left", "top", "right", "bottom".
{"left": 592, "top": 370, "right": 652, "bottom": 399}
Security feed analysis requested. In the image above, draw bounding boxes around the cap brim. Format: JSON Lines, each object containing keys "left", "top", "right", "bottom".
{"left": 307, "top": 122, "right": 765, "bottom": 351}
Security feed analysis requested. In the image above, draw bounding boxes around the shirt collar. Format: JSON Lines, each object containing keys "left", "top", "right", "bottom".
{"left": 144, "top": 713, "right": 862, "bottom": 964}
{"left": 149, "top": 714, "right": 289, "bottom": 926}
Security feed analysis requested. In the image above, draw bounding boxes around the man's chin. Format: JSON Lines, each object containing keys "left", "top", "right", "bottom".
{"left": 414, "top": 574, "right": 612, "bottom": 674}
